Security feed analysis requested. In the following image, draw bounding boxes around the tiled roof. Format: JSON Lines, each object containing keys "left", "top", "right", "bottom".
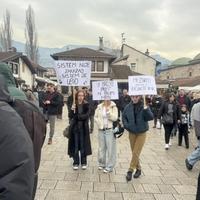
{"left": 122, "top": 44, "right": 161, "bottom": 65}
{"left": 51, "top": 48, "right": 116, "bottom": 60}
{"left": 0, "top": 52, "right": 22, "bottom": 62}
{"left": 111, "top": 65, "right": 142, "bottom": 79}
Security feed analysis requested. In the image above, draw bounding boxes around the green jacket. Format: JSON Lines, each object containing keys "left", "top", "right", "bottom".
{"left": 0, "top": 62, "right": 27, "bottom": 100}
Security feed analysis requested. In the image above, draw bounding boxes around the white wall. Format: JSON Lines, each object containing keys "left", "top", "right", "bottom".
{"left": 19, "top": 58, "right": 34, "bottom": 87}
{"left": 122, "top": 45, "right": 156, "bottom": 76}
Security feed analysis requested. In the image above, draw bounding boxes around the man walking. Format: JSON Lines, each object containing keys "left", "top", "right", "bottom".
{"left": 43, "top": 83, "right": 60, "bottom": 144}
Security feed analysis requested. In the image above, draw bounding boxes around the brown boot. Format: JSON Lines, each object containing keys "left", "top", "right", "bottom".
{"left": 48, "top": 138, "right": 52, "bottom": 145}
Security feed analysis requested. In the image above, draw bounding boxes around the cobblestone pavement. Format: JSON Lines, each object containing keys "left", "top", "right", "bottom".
{"left": 35, "top": 106, "right": 200, "bottom": 200}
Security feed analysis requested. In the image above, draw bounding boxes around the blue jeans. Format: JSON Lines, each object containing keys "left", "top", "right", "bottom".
{"left": 187, "top": 140, "right": 200, "bottom": 166}
{"left": 98, "top": 129, "right": 116, "bottom": 171}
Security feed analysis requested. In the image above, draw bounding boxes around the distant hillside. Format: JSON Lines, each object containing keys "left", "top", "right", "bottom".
{"left": 12, "top": 41, "right": 171, "bottom": 71}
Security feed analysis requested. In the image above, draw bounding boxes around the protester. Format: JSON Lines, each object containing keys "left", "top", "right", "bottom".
{"left": 151, "top": 94, "right": 163, "bottom": 128}
{"left": 158, "top": 93, "right": 180, "bottom": 150}
{"left": 68, "top": 90, "right": 92, "bottom": 170}
{"left": 178, "top": 104, "right": 189, "bottom": 148}
{"left": 177, "top": 89, "right": 192, "bottom": 128}
{"left": 0, "top": 75, "right": 35, "bottom": 199}
{"left": 122, "top": 95, "right": 153, "bottom": 181}
{"left": 185, "top": 94, "right": 200, "bottom": 171}
{"left": 119, "top": 89, "right": 131, "bottom": 115}
{"left": 43, "top": 83, "right": 60, "bottom": 144}
{"left": 94, "top": 99, "right": 118, "bottom": 173}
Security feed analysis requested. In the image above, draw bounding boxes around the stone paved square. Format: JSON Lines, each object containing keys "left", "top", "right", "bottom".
{"left": 35, "top": 107, "right": 199, "bottom": 200}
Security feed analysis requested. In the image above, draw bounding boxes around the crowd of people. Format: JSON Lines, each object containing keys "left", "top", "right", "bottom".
{"left": 1, "top": 62, "right": 200, "bottom": 199}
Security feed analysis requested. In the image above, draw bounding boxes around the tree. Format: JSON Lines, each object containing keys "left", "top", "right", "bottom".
{"left": 0, "top": 10, "right": 12, "bottom": 51}
{"left": 25, "top": 5, "right": 39, "bottom": 63}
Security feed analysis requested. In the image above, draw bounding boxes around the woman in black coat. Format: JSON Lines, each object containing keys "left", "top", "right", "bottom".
{"left": 158, "top": 93, "right": 180, "bottom": 150}
{"left": 68, "top": 89, "right": 92, "bottom": 170}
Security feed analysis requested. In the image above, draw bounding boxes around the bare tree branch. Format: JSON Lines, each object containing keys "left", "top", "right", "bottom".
{"left": 0, "top": 9, "right": 12, "bottom": 51}
{"left": 25, "top": 5, "right": 39, "bottom": 63}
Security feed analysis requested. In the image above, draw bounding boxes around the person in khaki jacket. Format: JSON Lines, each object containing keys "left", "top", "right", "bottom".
{"left": 95, "top": 100, "right": 118, "bottom": 173}
{"left": 122, "top": 95, "right": 153, "bottom": 181}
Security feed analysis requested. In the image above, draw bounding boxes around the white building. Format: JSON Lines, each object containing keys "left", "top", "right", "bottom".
{"left": 112, "top": 44, "right": 160, "bottom": 76}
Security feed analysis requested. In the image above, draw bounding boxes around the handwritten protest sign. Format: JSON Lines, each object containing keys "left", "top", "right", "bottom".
{"left": 54, "top": 60, "right": 91, "bottom": 86}
{"left": 128, "top": 76, "right": 157, "bottom": 95}
{"left": 92, "top": 80, "right": 119, "bottom": 100}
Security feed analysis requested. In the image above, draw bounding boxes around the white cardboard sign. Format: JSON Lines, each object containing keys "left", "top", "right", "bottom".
{"left": 54, "top": 60, "right": 91, "bottom": 86}
{"left": 128, "top": 75, "right": 157, "bottom": 95}
{"left": 92, "top": 80, "right": 119, "bottom": 100}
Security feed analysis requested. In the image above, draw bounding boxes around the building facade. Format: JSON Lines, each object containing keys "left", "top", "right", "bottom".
{"left": 112, "top": 44, "right": 160, "bottom": 76}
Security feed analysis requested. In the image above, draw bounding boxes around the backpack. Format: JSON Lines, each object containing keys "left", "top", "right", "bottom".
{"left": 11, "top": 99, "right": 46, "bottom": 172}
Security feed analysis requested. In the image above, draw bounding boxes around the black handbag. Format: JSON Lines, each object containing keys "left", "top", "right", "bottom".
{"left": 162, "top": 113, "right": 173, "bottom": 124}
{"left": 63, "top": 126, "right": 70, "bottom": 138}
{"left": 113, "top": 119, "right": 124, "bottom": 138}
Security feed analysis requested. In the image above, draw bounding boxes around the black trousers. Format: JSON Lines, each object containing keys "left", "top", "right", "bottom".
{"left": 163, "top": 124, "right": 174, "bottom": 144}
{"left": 178, "top": 124, "right": 189, "bottom": 147}
{"left": 73, "top": 125, "right": 87, "bottom": 165}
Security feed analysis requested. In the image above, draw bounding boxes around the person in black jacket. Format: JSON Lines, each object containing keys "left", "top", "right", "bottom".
{"left": 68, "top": 89, "right": 92, "bottom": 170}
{"left": 122, "top": 95, "right": 153, "bottom": 181}
{"left": 158, "top": 93, "right": 181, "bottom": 150}
{"left": 43, "top": 83, "right": 60, "bottom": 144}
{"left": 0, "top": 75, "right": 35, "bottom": 200}
{"left": 119, "top": 89, "right": 131, "bottom": 115}
{"left": 151, "top": 94, "right": 163, "bottom": 128}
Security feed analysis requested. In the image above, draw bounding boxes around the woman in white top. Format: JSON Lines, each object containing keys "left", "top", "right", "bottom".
{"left": 94, "top": 100, "right": 118, "bottom": 173}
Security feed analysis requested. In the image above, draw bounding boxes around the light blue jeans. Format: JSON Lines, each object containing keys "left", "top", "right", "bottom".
{"left": 98, "top": 129, "right": 116, "bottom": 171}
{"left": 187, "top": 140, "right": 200, "bottom": 166}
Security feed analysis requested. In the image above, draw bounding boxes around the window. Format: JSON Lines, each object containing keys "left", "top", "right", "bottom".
{"left": 97, "top": 61, "right": 104, "bottom": 72}
{"left": 91, "top": 61, "right": 95, "bottom": 72}
{"left": 189, "top": 72, "right": 192, "bottom": 77}
{"left": 13, "top": 64, "right": 18, "bottom": 74}
{"left": 130, "top": 63, "right": 136, "bottom": 71}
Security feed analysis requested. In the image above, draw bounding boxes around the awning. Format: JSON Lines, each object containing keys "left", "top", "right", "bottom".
{"left": 35, "top": 76, "right": 58, "bottom": 85}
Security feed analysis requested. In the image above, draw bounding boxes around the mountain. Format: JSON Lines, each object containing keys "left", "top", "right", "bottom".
{"left": 151, "top": 54, "right": 172, "bottom": 75}
{"left": 12, "top": 41, "right": 171, "bottom": 72}
{"left": 12, "top": 41, "right": 121, "bottom": 68}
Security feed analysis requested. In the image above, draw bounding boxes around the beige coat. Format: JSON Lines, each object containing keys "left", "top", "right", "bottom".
{"left": 94, "top": 101, "right": 118, "bottom": 130}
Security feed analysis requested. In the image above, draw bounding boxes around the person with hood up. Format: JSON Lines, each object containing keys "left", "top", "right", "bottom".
{"left": 0, "top": 74, "right": 35, "bottom": 199}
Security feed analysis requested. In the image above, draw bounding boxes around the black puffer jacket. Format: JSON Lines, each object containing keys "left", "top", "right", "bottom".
{"left": 0, "top": 75, "right": 35, "bottom": 200}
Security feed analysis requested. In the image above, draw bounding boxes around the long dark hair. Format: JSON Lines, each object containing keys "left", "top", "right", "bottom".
{"left": 75, "top": 89, "right": 86, "bottom": 105}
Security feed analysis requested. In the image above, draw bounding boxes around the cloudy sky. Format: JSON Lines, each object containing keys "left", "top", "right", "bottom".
{"left": 0, "top": 0, "right": 200, "bottom": 60}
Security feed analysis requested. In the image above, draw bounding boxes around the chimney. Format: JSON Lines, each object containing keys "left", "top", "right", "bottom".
{"left": 99, "top": 37, "right": 104, "bottom": 51}
{"left": 145, "top": 49, "right": 149, "bottom": 56}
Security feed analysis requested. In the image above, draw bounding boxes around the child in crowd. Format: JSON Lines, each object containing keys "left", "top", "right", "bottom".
{"left": 178, "top": 104, "right": 189, "bottom": 148}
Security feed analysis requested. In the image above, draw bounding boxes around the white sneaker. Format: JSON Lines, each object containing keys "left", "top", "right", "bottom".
{"left": 81, "top": 165, "right": 87, "bottom": 170}
{"left": 165, "top": 144, "right": 169, "bottom": 150}
{"left": 98, "top": 166, "right": 104, "bottom": 170}
{"left": 73, "top": 165, "right": 79, "bottom": 170}
{"left": 169, "top": 142, "right": 172, "bottom": 146}
{"left": 103, "top": 168, "right": 112, "bottom": 173}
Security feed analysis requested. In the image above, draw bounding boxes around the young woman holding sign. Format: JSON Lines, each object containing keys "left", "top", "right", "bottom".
{"left": 94, "top": 100, "right": 118, "bottom": 173}
{"left": 68, "top": 90, "right": 92, "bottom": 170}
